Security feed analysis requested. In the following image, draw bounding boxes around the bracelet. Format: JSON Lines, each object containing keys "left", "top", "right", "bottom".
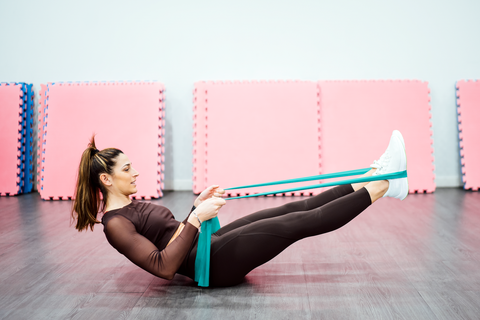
{"left": 192, "top": 211, "right": 202, "bottom": 226}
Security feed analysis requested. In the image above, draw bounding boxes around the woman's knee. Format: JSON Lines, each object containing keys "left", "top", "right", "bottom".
{"left": 281, "top": 199, "right": 308, "bottom": 213}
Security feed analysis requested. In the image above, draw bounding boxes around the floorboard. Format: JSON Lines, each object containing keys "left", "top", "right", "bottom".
{"left": 0, "top": 188, "right": 479, "bottom": 319}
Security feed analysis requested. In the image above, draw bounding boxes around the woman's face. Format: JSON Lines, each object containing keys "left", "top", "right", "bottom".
{"left": 107, "top": 153, "right": 139, "bottom": 196}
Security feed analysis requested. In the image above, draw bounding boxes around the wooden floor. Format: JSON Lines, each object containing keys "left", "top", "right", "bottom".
{"left": 0, "top": 188, "right": 479, "bottom": 320}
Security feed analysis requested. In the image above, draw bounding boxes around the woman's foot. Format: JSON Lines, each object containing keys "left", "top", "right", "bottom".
{"left": 371, "top": 130, "right": 405, "bottom": 170}
{"left": 372, "top": 130, "right": 408, "bottom": 200}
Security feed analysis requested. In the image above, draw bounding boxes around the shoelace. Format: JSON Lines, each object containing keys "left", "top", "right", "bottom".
{"left": 371, "top": 159, "right": 382, "bottom": 169}
{"left": 375, "top": 152, "right": 392, "bottom": 175}
{"left": 371, "top": 147, "right": 390, "bottom": 169}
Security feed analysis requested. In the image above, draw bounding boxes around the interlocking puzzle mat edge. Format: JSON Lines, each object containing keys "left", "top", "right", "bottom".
{"left": 37, "top": 84, "right": 48, "bottom": 191}
{"left": 22, "top": 83, "right": 35, "bottom": 193}
{"left": 192, "top": 82, "right": 207, "bottom": 194}
{"left": 0, "top": 83, "right": 24, "bottom": 196}
{"left": 456, "top": 80, "right": 480, "bottom": 191}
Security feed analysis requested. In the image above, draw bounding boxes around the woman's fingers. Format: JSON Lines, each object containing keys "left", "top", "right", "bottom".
{"left": 208, "top": 185, "right": 219, "bottom": 191}
{"left": 210, "top": 197, "right": 226, "bottom": 207}
{"left": 206, "top": 196, "right": 226, "bottom": 206}
{"left": 211, "top": 187, "right": 225, "bottom": 197}
{"left": 201, "top": 185, "right": 217, "bottom": 197}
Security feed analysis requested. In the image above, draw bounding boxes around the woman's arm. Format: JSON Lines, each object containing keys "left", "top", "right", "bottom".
{"left": 104, "top": 197, "right": 224, "bottom": 279}
{"left": 104, "top": 216, "right": 199, "bottom": 280}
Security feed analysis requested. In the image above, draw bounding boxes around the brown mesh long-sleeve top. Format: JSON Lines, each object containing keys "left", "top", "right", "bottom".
{"left": 101, "top": 201, "right": 198, "bottom": 280}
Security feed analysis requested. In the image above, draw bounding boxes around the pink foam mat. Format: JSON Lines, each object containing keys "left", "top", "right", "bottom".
{"left": 193, "top": 80, "right": 322, "bottom": 196}
{"left": 40, "top": 81, "right": 165, "bottom": 200}
{"left": 37, "top": 84, "right": 47, "bottom": 190}
{"left": 318, "top": 80, "right": 435, "bottom": 193}
{"left": 456, "top": 80, "right": 480, "bottom": 191}
{"left": 0, "top": 84, "right": 23, "bottom": 196}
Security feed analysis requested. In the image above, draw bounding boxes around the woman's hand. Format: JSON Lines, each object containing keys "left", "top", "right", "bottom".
{"left": 194, "top": 185, "right": 225, "bottom": 207}
{"left": 189, "top": 197, "right": 226, "bottom": 226}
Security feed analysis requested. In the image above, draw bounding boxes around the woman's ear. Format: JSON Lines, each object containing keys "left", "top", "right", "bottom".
{"left": 100, "top": 173, "right": 112, "bottom": 187}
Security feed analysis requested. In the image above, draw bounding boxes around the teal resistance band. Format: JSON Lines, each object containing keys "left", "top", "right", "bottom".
{"left": 194, "top": 168, "right": 407, "bottom": 287}
{"left": 225, "top": 169, "right": 407, "bottom": 200}
{"left": 195, "top": 216, "right": 220, "bottom": 287}
{"left": 225, "top": 168, "right": 371, "bottom": 191}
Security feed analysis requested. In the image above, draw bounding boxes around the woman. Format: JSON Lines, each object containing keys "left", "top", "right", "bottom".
{"left": 72, "top": 130, "right": 408, "bottom": 287}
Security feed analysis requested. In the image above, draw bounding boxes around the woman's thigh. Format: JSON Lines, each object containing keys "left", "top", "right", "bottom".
{"left": 215, "top": 184, "right": 354, "bottom": 236}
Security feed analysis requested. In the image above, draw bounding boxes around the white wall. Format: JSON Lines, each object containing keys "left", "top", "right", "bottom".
{"left": 1, "top": 0, "right": 479, "bottom": 189}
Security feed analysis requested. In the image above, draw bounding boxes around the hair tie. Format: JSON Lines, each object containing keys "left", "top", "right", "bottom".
{"left": 92, "top": 149, "right": 100, "bottom": 157}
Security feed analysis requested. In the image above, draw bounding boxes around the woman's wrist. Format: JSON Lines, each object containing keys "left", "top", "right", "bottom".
{"left": 192, "top": 211, "right": 202, "bottom": 225}
{"left": 187, "top": 214, "right": 201, "bottom": 228}
{"left": 194, "top": 198, "right": 201, "bottom": 207}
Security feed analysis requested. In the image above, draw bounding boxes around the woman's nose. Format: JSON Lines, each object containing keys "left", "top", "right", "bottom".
{"left": 132, "top": 168, "right": 139, "bottom": 176}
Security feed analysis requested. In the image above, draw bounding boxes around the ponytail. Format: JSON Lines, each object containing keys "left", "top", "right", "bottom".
{"left": 71, "top": 135, "right": 123, "bottom": 232}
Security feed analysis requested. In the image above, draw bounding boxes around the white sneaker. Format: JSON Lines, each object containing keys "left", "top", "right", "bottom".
{"left": 371, "top": 130, "right": 405, "bottom": 169}
{"left": 373, "top": 130, "right": 409, "bottom": 200}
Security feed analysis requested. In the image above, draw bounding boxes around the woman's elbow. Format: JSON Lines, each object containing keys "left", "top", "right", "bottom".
{"left": 161, "top": 272, "right": 175, "bottom": 280}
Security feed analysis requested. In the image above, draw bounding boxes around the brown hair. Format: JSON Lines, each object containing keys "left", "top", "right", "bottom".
{"left": 71, "top": 135, "right": 123, "bottom": 232}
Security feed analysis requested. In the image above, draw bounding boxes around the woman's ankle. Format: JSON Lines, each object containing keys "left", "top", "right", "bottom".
{"left": 364, "top": 180, "right": 389, "bottom": 203}
{"left": 351, "top": 168, "right": 377, "bottom": 191}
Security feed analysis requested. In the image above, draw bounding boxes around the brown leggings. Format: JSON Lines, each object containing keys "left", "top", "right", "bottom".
{"left": 177, "top": 185, "right": 372, "bottom": 287}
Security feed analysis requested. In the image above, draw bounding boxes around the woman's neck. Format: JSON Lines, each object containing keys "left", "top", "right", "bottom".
{"left": 105, "top": 193, "right": 132, "bottom": 212}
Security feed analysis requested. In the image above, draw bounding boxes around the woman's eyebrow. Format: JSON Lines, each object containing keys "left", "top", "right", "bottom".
{"left": 122, "top": 163, "right": 131, "bottom": 168}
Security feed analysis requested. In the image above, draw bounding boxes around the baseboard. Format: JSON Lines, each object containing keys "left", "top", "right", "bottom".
{"left": 164, "top": 179, "right": 193, "bottom": 191}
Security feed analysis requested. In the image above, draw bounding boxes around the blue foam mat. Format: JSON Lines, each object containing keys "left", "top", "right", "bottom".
{"left": 1, "top": 82, "right": 35, "bottom": 195}
{"left": 24, "top": 84, "right": 35, "bottom": 193}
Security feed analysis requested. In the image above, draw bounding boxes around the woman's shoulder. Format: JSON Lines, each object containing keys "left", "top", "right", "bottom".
{"left": 101, "top": 201, "right": 136, "bottom": 226}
